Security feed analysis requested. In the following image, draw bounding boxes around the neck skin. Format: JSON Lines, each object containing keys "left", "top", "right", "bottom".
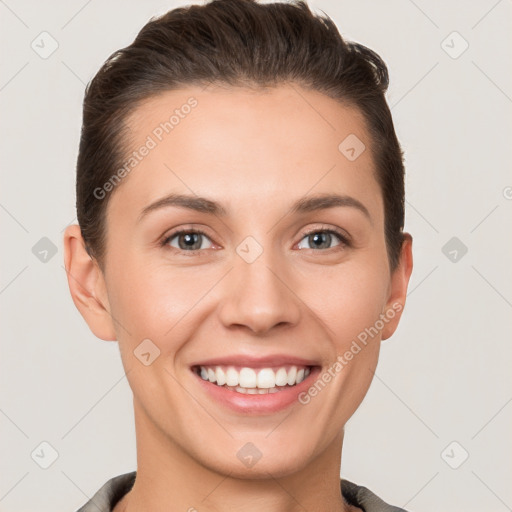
{"left": 113, "top": 398, "right": 360, "bottom": 512}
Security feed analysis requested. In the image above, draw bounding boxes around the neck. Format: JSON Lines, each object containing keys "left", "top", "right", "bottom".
{"left": 116, "top": 399, "right": 356, "bottom": 512}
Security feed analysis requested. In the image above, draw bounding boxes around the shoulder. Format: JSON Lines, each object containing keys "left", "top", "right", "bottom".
{"left": 74, "top": 472, "right": 410, "bottom": 512}
{"left": 74, "top": 471, "right": 136, "bottom": 512}
{"left": 341, "top": 478, "right": 411, "bottom": 512}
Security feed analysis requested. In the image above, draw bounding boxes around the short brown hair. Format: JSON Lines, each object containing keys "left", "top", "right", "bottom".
{"left": 76, "top": 0, "right": 405, "bottom": 270}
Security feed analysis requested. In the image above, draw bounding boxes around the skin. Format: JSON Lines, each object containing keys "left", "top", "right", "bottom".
{"left": 64, "top": 83, "right": 413, "bottom": 512}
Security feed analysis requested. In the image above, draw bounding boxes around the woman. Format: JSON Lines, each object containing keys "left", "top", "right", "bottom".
{"left": 64, "top": 0, "right": 413, "bottom": 510}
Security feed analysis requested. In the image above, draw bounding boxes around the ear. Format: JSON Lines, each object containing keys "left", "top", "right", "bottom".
{"left": 63, "top": 224, "right": 117, "bottom": 341}
{"left": 381, "top": 233, "right": 413, "bottom": 340}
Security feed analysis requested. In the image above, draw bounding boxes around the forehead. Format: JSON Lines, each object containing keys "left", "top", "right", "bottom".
{"left": 110, "top": 83, "right": 382, "bottom": 222}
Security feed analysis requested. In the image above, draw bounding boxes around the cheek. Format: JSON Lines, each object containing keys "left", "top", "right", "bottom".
{"left": 303, "top": 264, "right": 388, "bottom": 424}
{"left": 106, "top": 258, "right": 223, "bottom": 362}
{"left": 307, "top": 260, "right": 390, "bottom": 348}
{"left": 108, "top": 259, "right": 181, "bottom": 329}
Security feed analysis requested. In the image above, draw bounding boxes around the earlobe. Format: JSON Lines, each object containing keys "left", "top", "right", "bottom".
{"left": 63, "top": 224, "right": 117, "bottom": 341}
{"left": 381, "top": 233, "right": 413, "bottom": 340}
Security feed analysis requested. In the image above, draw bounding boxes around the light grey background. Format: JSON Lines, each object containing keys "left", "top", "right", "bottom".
{"left": 1, "top": 1, "right": 511, "bottom": 511}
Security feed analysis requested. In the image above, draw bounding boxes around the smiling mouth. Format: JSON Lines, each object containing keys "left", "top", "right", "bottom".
{"left": 192, "top": 364, "right": 315, "bottom": 394}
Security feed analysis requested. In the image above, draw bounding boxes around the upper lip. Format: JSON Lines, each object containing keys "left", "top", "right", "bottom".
{"left": 191, "top": 354, "right": 320, "bottom": 369}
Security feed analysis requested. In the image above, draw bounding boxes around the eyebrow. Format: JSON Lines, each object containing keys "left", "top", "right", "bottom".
{"left": 138, "top": 192, "right": 371, "bottom": 222}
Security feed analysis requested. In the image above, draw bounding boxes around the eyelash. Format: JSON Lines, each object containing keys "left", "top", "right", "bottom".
{"left": 160, "top": 226, "right": 350, "bottom": 255}
{"left": 298, "top": 227, "right": 351, "bottom": 251}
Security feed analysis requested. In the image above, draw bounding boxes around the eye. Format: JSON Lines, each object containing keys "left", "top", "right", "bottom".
{"left": 296, "top": 228, "right": 349, "bottom": 251}
{"left": 160, "top": 226, "right": 349, "bottom": 254}
{"left": 162, "top": 229, "right": 214, "bottom": 253}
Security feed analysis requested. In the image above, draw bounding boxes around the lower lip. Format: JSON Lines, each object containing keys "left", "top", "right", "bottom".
{"left": 192, "top": 367, "right": 321, "bottom": 415}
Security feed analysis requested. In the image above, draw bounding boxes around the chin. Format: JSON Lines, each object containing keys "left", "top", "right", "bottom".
{"left": 194, "top": 440, "right": 316, "bottom": 481}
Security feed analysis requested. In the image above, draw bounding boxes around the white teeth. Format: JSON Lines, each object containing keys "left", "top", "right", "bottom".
{"left": 287, "top": 366, "right": 297, "bottom": 386}
{"left": 232, "top": 386, "right": 280, "bottom": 395}
{"left": 225, "top": 367, "right": 239, "bottom": 387}
{"left": 256, "top": 368, "right": 276, "bottom": 388}
{"left": 275, "top": 367, "right": 288, "bottom": 386}
{"left": 197, "top": 364, "right": 313, "bottom": 391}
{"left": 215, "top": 367, "right": 226, "bottom": 386}
{"left": 239, "top": 368, "right": 257, "bottom": 388}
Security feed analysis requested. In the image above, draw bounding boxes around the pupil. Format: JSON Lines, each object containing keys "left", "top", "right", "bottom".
{"left": 310, "top": 232, "right": 330, "bottom": 249}
{"left": 180, "top": 233, "right": 200, "bottom": 250}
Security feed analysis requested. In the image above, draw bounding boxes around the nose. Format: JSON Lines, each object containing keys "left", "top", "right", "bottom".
{"left": 218, "top": 250, "right": 301, "bottom": 335}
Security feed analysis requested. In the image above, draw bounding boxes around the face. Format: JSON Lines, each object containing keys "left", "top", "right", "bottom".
{"left": 65, "top": 84, "right": 412, "bottom": 480}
